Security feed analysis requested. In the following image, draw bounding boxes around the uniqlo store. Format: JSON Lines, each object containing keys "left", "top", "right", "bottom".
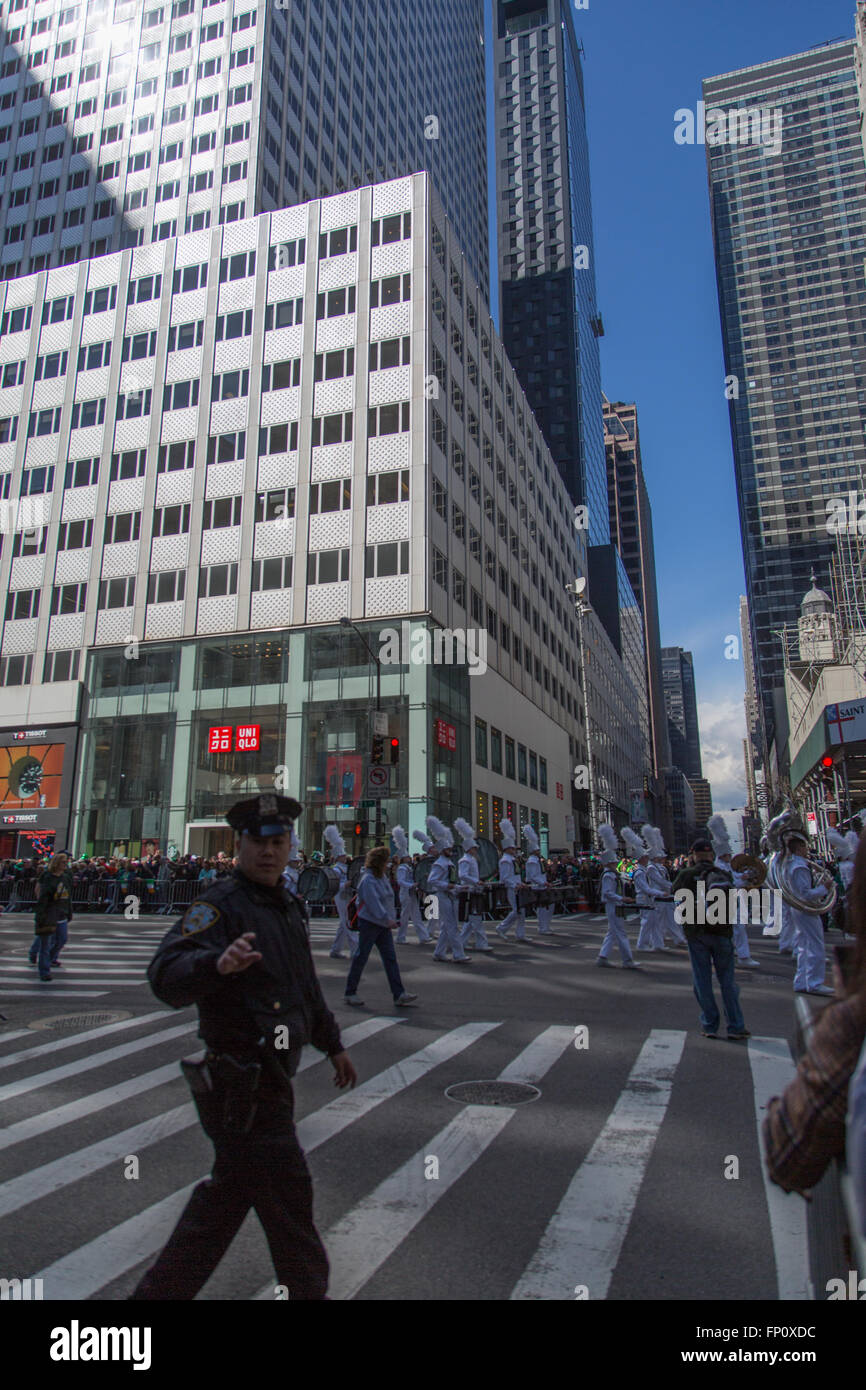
{"left": 70, "top": 625, "right": 470, "bottom": 860}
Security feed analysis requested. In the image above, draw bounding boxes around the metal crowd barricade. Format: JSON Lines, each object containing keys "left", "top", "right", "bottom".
{"left": 0, "top": 880, "right": 14, "bottom": 911}
{"left": 3, "top": 877, "right": 39, "bottom": 913}
{"left": 165, "top": 878, "right": 199, "bottom": 916}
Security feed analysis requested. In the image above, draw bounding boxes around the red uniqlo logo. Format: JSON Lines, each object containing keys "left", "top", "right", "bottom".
{"left": 208, "top": 726, "right": 233, "bottom": 753}
{"left": 556, "top": 782, "right": 564, "bottom": 800}
{"left": 235, "top": 724, "right": 260, "bottom": 752}
{"left": 435, "top": 719, "right": 456, "bottom": 750}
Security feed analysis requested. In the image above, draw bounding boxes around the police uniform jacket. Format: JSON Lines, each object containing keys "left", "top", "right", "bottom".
{"left": 147, "top": 870, "right": 343, "bottom": 1066}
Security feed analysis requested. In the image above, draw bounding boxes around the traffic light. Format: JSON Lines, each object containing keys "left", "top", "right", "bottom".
{"left": 821, "top": 755, "right": 834, "bottom": 769}
{"left": 371, "top": 734, "right": 385, "bottom": 765}
{"left": 354, "top": 821, "right": 367, "bottom": 837}
{"left": 390, "top": 737, "right": 400, "bottom": 765}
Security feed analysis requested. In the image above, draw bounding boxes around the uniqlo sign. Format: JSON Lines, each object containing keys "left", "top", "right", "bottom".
{"left": 235, "top": 724, "right": 260, "bottom": 751}
{"left": 556, "top": 782, "right": 564, "bottom": 800}
{"left": 208, "top": 725, "right": 261, "bottom": 752}
{"left": 435, "top": 719, "right": 456, "bottom": 750}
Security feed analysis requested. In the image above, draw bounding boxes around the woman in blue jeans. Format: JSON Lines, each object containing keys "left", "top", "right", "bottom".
{"left": 30, "top": 853, "right": 73, "bottom": 981}
{"left": 345, "top": 846, "right": 419, "bottom": 1008}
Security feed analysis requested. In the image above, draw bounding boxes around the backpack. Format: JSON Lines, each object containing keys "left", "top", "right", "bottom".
{"left": 346, "top": 894, "right": 360, "bottom": 931}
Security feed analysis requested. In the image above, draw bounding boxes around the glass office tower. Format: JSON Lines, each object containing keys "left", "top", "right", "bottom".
{"left": 704, "top": 41, "right": 866, "bottom": 749}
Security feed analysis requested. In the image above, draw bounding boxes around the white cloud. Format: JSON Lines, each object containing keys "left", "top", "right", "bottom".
{"left": 697, "top": 696, "right": 748, "bottom": 836}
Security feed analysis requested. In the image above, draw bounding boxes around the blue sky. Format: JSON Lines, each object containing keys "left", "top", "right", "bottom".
{"left": 484, "top": 0, "right": 858, "bottom": 832}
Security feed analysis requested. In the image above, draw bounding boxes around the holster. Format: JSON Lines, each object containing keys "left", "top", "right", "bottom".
{"left": 182, "top": 1051, "right": 261, "bottom": 1133}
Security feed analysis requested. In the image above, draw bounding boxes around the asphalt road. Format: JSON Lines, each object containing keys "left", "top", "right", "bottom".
{"left": 0, "top": 907, "right": 819, "bottom": 1301}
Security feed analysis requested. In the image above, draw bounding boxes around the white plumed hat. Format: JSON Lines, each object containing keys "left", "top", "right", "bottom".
{"left": 828, "top": 828, "right": 859, "bottom": 861}
{"left": 641, "top": 824, "right": 667, "bottom": 860}
{"left": 454, "top": 817, "right": 477, "bottom": 851}
{"left": 621, "top": 825, "right": 649, "bottom": 860}
{"left": 500, "top": 818, "right": 517, "bottom": 850}
{"left": 426, "top": 815, "right": 454, "bottom": 850}
{"left": 707, "top": 814, "right": 732, "bottom": 859}
{"left": 288, "top": 829, "right": 301, "bottom": 862}
{"left": 598, "top": 822, "right": 619, "bottom": 865}
{"left": 523, "top": 823, "right": 540, "bottom": 853}
{"left": 413, "top": 829, "right": 433, "bottom": 852}
{"left": 392, "top": 825, "right": 409, "bottom": 859}
{"left": 324, "top": 824, "right": 346, "bottom": 859}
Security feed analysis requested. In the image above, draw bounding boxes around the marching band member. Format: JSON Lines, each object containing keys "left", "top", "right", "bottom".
{"left": 708, "top": 814, "right": 759, "bottom": 969}
{"left": 394, "top": 825, "right": 431, "bottom": 944}
{"left": 623, "top": 827, "right": 663, "bottom": 952}
{"left": 496, "top": 819, "right": 526, "bottom": 942}
{"left": 643, "top": 824, "right": 687, "bottom": 948}
{"left": 282, "top": 832, "right": 302, "bottom": 895}
{"left": 455, "top": 817, "right": 492, "bottom": 952}
{"left": 781, "top": 827, "right": 834, "bottom": 997}
{"left": 325, "top": 824, "right": 356, "bottom": 959}
{"left": 829, "top": 828, "right": 859, "bottom": 939}
{"left": 523, "top": 825, "right": 553, "bottom": 935}
{"left": 426, "top": 817, "right": 470, "bottom": 963}
{"left": 412, "top": 828, "right": 438, "bottom": 938}
{"left": 595, "top": 823, "right": 641, "bottom": 969}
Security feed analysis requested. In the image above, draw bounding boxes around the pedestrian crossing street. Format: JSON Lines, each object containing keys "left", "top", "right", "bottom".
{"left": 0, "top": 914, "right": 594, "bottom": 999}
{"left": 0, "top": 996, "right": 809, "bottom": 1301}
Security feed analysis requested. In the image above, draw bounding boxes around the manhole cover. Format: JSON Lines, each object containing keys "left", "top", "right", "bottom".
{"left": 28, "top": 1011, "right": 131, "bottom": 1032}
{"left": 444, "top": 1080, "right": 540, "bottom": 1106}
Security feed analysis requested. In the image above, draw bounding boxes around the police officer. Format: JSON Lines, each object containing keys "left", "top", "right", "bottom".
{"left": 129, "top": 793, "right": 357, "bottom": 1301}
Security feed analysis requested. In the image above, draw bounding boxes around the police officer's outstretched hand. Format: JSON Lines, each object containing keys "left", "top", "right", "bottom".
{"left": 330, "top": 1050, "right": 357, "bottom": 1089}
{"left": 217, "top": 931, "right": 263, "bottom": 975}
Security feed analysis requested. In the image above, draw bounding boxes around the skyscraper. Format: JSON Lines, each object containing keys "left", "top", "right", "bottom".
{"left": 662, "top": 646, "right": 703, "bottom": 782}
{"left": 704, "top": 40, "right": 866, "bottom": 755}
{"left": 603, "top": 397, "right": 670, "bottom": 782}
{"left": 0, "top": 0, "right": 490, "bottom": 299}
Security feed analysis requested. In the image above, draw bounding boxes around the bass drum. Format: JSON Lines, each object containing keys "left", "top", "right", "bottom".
{"left": 476, "top": 836, "right": 500, "bottom": 882}
{"left": 348, "top": 855, "right": 365, "bottom": 889}
{"left": 298, "top": 866, "right": 340, "bottom": 904}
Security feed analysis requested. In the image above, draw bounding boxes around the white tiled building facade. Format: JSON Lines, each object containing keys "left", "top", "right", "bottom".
{"left": 0, "top": 173, "right": 599, "bottom": 857}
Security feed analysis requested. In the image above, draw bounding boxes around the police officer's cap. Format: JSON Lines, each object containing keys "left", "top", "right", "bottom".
{"left": 690, "top": 837, "right": 714, "bottom": 853}
{"left": 226, "top": 793, "right": 302, "bottom": 837}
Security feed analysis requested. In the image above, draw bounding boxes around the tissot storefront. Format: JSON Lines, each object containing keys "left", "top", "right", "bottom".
{"left": 70, "top": 623, "right": 471, "bottom": 860}
{"left": 0, "top": 723, "right": 79, "bottom": 859}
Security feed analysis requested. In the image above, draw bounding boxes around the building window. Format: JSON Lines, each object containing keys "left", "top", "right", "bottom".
{"left": 216, "top": 309, "right": 253, "bottom": 340}
{"left": 153, "top": 504, "right": 191, "bottom": 536}
{"left": 265, "top": 298, "right": 303, "bottom": 329}
{"left": 104, "top": 512, "right": 141, "bottom": 544}
{"left": 491, "top": 728, "right": 502, "bottom": 775}
{"left": 319, "top": 224, "right": 358, "bottom": 257}
{"left": 167, "top": 321, "right": 204, "bottom": 351}
{"left": 452, "top": 568, "right": 465, "bottom": 607}
{"left": 203, "top": 496, "right": 242, "bottom": 529}
{"left": 212, "top": 370, "right": 249, "bottom": 402}
{"left": 252, "top": 555, "right": 294, "bottom": 590}
{"left": 505, "top": 737, "right": 515, "bottom": 780}
{"left": 310, "top": 479, "right": 351, "bottom": 513}
{"left": 308, "top": 548, "right": 350, "bottom": 584}
{"left": 316, "top": 286, "right": 356, "bottom": 319}
{"left": 539, "top": 756, "right": 548, "bottom": 795}
{"left": 475, "top": 718, "right": 488, "bottom": 768}
{"left": 98, "top": 576, "right": 135, "bottom": 609}
{"left": 207, "top": 431, "right": 246, "bottom": 464}
{"left": 517, "top": 743, "right": 528, "bottom": 785}
{"left": 366, "top": 470, "right": 409, "bottom": 506}
{"left": 311, "top": 413, "right": 352, "bottom": 447}
{"left": 432, "top": 546, "right": 448, "bottom": 590}
{"left": 369, "top": 274, "right": 411, "bottom": 308}
{"left": 158, "top": 441, "right": 195, "bottom": 473}
{"left": 0, "top": 654, "right": 33, "bottom": 685}
{"left": 198, "top": 564, "right": 238, "bottom": 598}
{"left": 476, "top": 790, "right": 489, "bottom": 839}
{"left": 364, "top": 541, "right": 409, "bottom": 579}
{"left": 255, "top": 489, "right": 295, "bottom": 523}
{"left": 147, "top": 569, "right": 186, "bottom": 604}
{"left": 368, "top": 402, "right": 409, "bottom": 437}
{"left": 43, "top": 648, "right": 80, "bottom": 682}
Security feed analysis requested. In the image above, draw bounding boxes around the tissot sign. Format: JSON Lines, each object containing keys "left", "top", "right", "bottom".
{"left": 0, "top": 724, "right": 79, "bottom": 852}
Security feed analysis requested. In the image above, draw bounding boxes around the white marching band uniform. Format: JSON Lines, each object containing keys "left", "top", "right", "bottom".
{"left": 496, "top": 820, "right": 526, "bottom": 941}
{"left": 396, "top": 859, "right": 430, "bottom": 943}
{"left": 785, "top": 854, "right": 831, "bottom": 993}
{"left": 647, "top": 858, "right": 686, "bottom": 947}
{"left": 523, "top": 823, "right": 553, "bottom": 935}
{"left": 597, "top": 865, "right": 635, "bottom": 965}
{"left": 707, "top": 815, "right": 757, "bottom": 966}
{"left": 426, "top": 817, "right": 468, "bottom": 962}
{"left": 324, "top": 825, "right": 358, "bottom": 959}
{"left": 458, "top": 849, "right": 491, "bottom": 952}
{"left": 633, "top": 861, "right": 665, "bottom": 951}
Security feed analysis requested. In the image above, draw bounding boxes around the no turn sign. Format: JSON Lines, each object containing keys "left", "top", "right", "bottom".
{"left": 366, "top": 765, "right": 391, "bottom": 797}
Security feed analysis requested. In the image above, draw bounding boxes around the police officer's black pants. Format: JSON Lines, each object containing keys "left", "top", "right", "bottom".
{"left": 129, "top": 1088, "right": 329, "bottom": 1300}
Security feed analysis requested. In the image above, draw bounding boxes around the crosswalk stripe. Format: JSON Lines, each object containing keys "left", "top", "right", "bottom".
{"left": 34, "top": 1020, "right": 498, "bottom": 1298}
{"left": 293, "top": 1021, "right": 500, "bottom": 1153}
{"left": 315, "top": 1023, "right": 575, "bottom": 1302}
{"left": 0, "top": 1019, "right": 405, "bottom": 1220}
{"left": 0, "top": 1022, "right": 197, "bottom": 1103}
{"left": 0, "top": 1010, "right": 176, "bottom": 1072}
{"left": 0, "top": 1028, "right": 36, "bottom": 1047}
{"left": 0, "top": 1018, "right": 403, "bottom": 1155}
{"left": 0, "top": 989, "right": 109, "bottom": 998}
{"left": 1, "top": 964, "right": 146, "bottom": 974}
{"left": 746, "top": 1036, "right": 809, "bottom": 1301}
{"left": 510, "top": 1028, "right": 687, "bottom": 1300}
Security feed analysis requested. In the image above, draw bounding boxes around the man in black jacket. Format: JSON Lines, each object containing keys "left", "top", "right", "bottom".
{"left": 129, "top": 793, "right": 356, "bottom": 1301}
{"left": 671, "top": 837, "right": 750, "bottom": 1041}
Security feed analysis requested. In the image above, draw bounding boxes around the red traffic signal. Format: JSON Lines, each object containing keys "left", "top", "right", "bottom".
{"left": 821, "top": 755, "right": 834, "bottom": 769}
{"left": 390, "top": 737, "right": 400, "bottom": 765}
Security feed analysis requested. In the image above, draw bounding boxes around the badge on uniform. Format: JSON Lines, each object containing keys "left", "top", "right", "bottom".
{"left": 181, "top": 902, "right": 222, "bottom": 936}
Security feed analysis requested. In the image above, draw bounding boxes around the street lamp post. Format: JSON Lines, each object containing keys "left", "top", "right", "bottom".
{"left": 340, "top": 617, "right": 383, "bottom": 841}
{"left": 567, "top": 579, "right": 599, "bottom": 850}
